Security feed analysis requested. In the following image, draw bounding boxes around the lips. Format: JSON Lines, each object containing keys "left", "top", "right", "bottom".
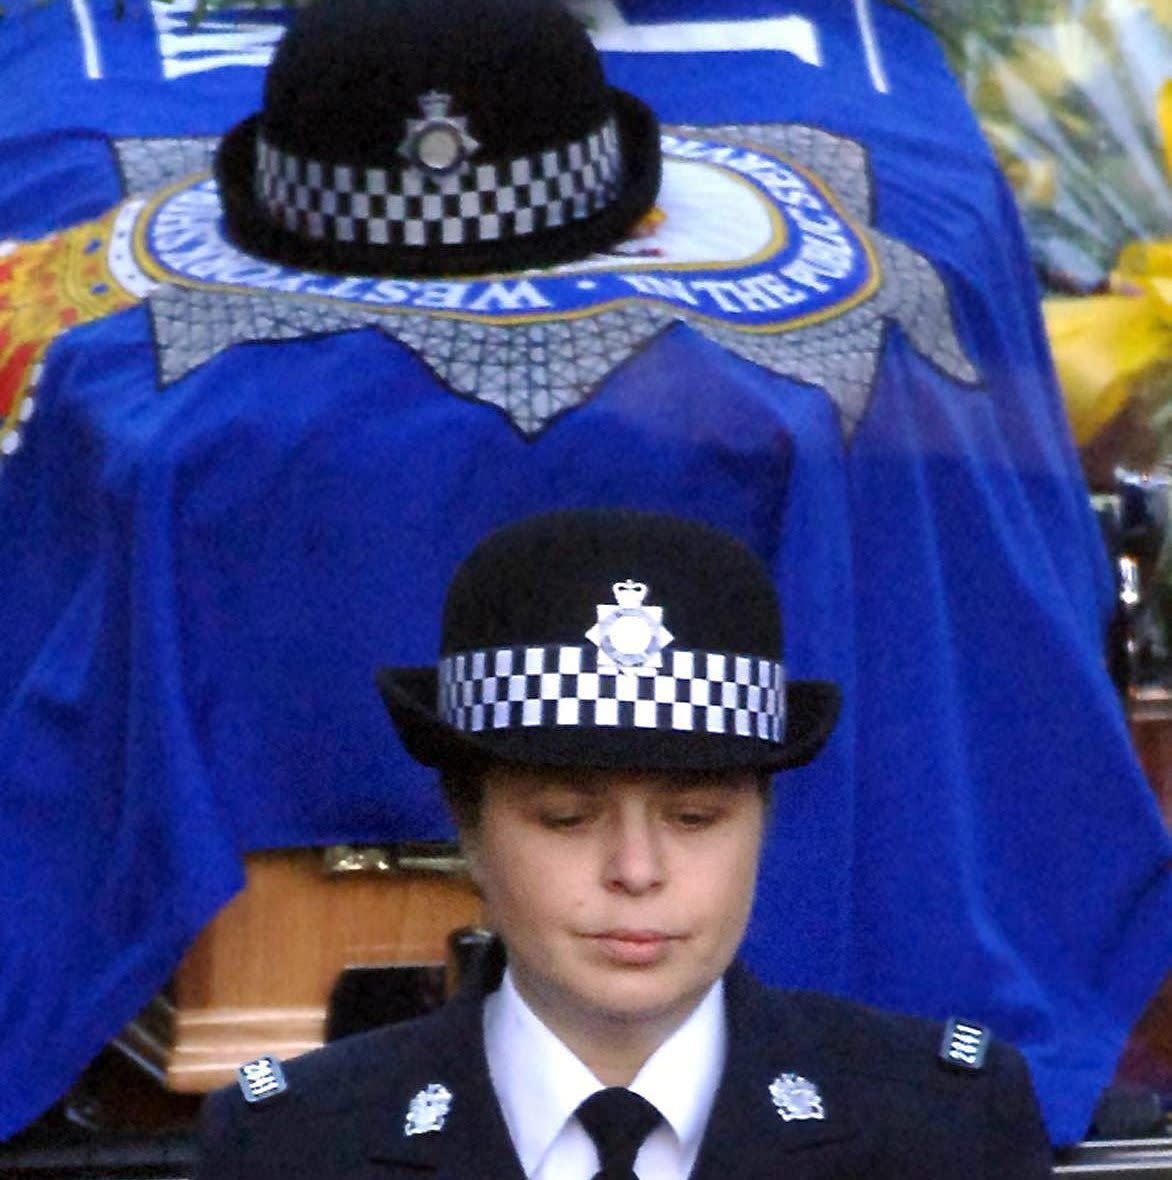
{"left": 588, "top": 930, "right": 676, "bottom": 966}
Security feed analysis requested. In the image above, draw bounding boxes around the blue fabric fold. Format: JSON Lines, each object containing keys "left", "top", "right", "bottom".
{"left": 0, "top": 0, "right": 1169, "bottom": 1147}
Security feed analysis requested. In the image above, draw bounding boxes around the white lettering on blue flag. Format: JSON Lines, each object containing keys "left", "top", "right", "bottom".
{"left": 569, "top": 0, "right": 820, "bottom": 65}
{"left": 150, "top": 0, "right": 285, "bottom": 79}
{"left": 147, "top": 0, "right": 827, "bottom": 80}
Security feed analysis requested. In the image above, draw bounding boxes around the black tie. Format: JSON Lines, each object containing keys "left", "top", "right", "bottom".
{"left": 576, "top": 1087, "right": 663, "bottom": 1180}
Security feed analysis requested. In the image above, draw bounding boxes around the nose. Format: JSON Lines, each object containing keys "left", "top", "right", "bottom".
{"left": 602, "top": 804, "right": 665, "bottom": 895}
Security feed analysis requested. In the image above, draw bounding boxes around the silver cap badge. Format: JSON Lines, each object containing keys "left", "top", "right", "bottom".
{"left": 769, "top": 1073, "right": 826, "bottom": 1122}
{"left": 586, "top": 580, "right": 674, "bottom": 673}
{"left": 398, "top": 91, "right": 480, "bottom": 177}
{"left": 404, "top": 1082, "right": 453, "bottom": 1136}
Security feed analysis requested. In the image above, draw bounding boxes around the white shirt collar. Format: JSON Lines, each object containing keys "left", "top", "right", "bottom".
{"left": 484, "top": 967, "right": 726, "bottom": 1178}
{"left": 628, "top": 980, "right": 725, "bottom": 1162}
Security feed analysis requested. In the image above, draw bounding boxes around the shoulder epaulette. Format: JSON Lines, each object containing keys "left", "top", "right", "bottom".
{"left": 237, "top": 1055, "right": 288, "bottom": 1104}
{"left": 939, "top": 1018, "right": 990, "bottom": 1073}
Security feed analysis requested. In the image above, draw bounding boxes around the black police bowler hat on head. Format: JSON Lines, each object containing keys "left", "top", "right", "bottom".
{"left": 377, "top": 510, "right": 841, "bottom": 774}
{"left": 215, "top": 0, "right": 662, "bottom": 277}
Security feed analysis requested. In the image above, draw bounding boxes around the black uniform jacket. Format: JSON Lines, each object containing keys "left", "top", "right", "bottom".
{"left": 195, "top": 957, "right": 1054, "bottom": 1180}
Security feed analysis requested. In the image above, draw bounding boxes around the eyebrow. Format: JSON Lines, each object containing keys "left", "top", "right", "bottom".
{"left": 528, "top": 776, "right": 605, "bottom": 795}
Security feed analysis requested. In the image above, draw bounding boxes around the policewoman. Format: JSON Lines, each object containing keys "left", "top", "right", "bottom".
{"left": 196, "top": 508, "right": 1053, "bottom": 1180}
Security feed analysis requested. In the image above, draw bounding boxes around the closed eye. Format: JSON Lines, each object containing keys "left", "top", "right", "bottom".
{"left": 538, "top": 811, "right": 592, "bottom": 831}
{"left": 669, "top": 809, "right": 722, "bottom": 830}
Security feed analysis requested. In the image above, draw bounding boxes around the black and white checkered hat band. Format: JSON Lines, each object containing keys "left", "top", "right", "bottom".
{"left": 438, "top": 645, "right": 786, "bottom": 741}
{"left": 255, "top": 117, "right": 622, "bottom": 249}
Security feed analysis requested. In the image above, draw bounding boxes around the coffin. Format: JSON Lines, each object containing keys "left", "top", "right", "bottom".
{"left": 1116, "top": 692, "right": 1172, "bottom": 1094}
{"left": 116, "top": 846, "right": 482, "bottom": 1092}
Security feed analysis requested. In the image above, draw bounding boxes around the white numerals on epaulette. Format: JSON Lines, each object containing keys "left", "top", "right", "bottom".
{"left": 941, "top": 1019, "right": 990, "bottom": 1072}
{"left": 238, "top": 1055, "right": 288, "bottom": 1103}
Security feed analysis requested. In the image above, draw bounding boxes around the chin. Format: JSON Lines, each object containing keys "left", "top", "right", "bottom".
{"left": 577, "top": 969, "right": 708, "bottom": 1024}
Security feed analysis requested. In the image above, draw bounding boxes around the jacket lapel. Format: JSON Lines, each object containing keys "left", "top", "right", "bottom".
{"left": 689, "top": 965, "right": 877, "bottom": 1180}
{"left": 361, "top": 952, "right": 527, "bottom": 1180}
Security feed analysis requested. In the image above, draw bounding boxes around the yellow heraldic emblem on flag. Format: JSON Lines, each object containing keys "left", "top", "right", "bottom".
{"left": 0, "top": 207, "right": 141, "bottom": 459}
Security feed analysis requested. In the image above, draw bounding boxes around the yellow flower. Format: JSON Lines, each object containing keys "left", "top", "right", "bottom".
{"left": 1045, "top": 81, "right": 1172, "bottom": 446}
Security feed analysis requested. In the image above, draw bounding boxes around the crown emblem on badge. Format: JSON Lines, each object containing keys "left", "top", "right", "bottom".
{"left": 404, "top": 1082, "right": 453, "bottom": 1136}
{"left": 418, "top": 91, "right": 452, "bottom": 120}
{"left": 399, "top": 91, "right": 480, "bottom": 178}
{"left": 769, "top": 1073, "right": 826, "bottom": 1122}
{"left": 586, "top": 579, "right": 674, "bottom": 673}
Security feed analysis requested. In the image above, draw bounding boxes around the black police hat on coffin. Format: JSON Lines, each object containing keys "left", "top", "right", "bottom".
{"left": 214, "top": 0, "right": 662, "bottom": 278}
{"left": 377, "top": 510, "right": 842, "bottom": 774}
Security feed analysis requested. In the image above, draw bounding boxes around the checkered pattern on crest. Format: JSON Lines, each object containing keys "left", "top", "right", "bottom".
{"left": 255, "top": 117, "right": 622, "bottom": 249}
{"left": 437, "top": 645, "right": 786, "bottom": 740}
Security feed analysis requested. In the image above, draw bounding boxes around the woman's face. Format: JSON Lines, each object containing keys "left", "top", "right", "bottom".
{"left": 465, "top": 765, "right": 765, "bottom": 1051}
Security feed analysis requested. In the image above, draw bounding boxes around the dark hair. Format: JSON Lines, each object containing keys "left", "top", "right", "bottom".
{"left": 441, "top": 766, "right": 490, "bottom": 832}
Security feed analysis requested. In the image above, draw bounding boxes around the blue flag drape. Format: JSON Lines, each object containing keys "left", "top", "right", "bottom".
{"left": 1, "top": 0, "right": 1169, "bottom": 1146}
